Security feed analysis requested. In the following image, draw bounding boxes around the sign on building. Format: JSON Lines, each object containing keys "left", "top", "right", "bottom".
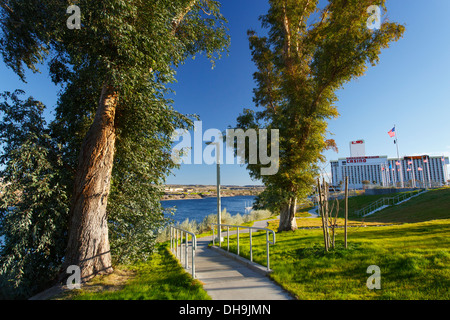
{"left": 350, "top": 140, "right": 366, "bottom": 157}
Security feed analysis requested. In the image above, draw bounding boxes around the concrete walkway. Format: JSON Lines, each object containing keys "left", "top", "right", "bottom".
{"left": 193, "top": 235, "right": 293, "bottom": 300}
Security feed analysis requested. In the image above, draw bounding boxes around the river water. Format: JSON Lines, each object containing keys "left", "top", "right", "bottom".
{"left": 162, "top": 195, "right": 256, "bottom": 223}
{"left": 0, "top": 196, "right": 256, "bottom": 247}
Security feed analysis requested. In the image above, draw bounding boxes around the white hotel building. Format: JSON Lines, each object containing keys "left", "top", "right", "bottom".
{"left": 331, "top": 155, "right": 449, "bottom": 190}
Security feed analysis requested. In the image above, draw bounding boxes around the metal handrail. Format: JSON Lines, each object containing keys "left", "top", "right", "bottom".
{"left": 169, "top": 226, "right": 197, "bottom": 278}
{"left": 211, "top": 223, "right": 276, "bottom": 271}
{"left": 355, "top": 189, "right": 425, "bottom": 216}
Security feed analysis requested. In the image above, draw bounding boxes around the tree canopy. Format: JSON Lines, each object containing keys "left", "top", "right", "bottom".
{"left": 0, "top": 0, "right": 229, "bottom": 297}
{"left": 234, "top": 0, "right": 404, "bottom": 231}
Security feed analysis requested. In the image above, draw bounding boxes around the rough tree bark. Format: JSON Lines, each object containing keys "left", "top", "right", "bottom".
{"left": 63, "top": 83, "right": 118, "bottom": 282}
{"left": 278, "top": 196, "right": 298, "bottom": 232}
{"left": 60, "top": 1, "right": 203, "bottom": 282}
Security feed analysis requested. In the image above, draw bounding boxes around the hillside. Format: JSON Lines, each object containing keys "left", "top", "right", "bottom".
{"left": 362, "top": 187, "right": 450, "bottom": 223}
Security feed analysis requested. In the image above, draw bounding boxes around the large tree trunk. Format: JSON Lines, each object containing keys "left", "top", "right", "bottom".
{"left": 278, "top": 197, "right": 298, "bottom": 232}
{"left": 63, "top": 83, "right": 118, "bottom": 282}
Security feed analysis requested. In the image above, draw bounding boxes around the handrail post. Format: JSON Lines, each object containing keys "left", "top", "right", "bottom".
{"left": 185, "top": 232, "right": 188, "bottom": 269}
{"left": 209, "top": 223, "right": 276, "bottom": 271}
{"left": 170, "top": 227, "right": 172, "bottom": 252}
{"left": 170, "top": 226, "right": 197, "bottom": 279}
{"left": 249, "top": 228, "right": 253, "bottom": 262}
{"left": 266, "top": 231, "right": 270, "bottom": 270}
{"left": 179, "top": 230, "right": 183, "bottom": 262}
{"left": 227, "top": 226, "right": 230, "bottom": 251}
{"left": 192, "top": 236, "right": 196, "bottom": 278}
{"left": 237, "top": 227, "right": 240, "bottom": 256}
{"left": 179, "top": 230, "right": 183, "bottom": 261}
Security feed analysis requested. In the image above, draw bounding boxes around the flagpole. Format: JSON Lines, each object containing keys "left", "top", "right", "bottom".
{"left": 427, "top": 157, "right": 431, "bottom": 188}
{"left": 443, "top": 155, "right": 448, "bottom": 186}
{"left": 425, "top": 156, "right": 431, "bottom": 189}
{"left": 394, "top": 125, "right": 404, "bottom": 188}
{"left": 419, "top": 165, "right": 425, "bottom": 188}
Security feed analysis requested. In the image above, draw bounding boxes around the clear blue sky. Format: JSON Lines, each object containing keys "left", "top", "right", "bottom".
{"left": 1, "top": 0, "right": 449, "bottom": 186}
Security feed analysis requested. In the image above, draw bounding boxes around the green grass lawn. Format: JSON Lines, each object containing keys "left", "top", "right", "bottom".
{"left": 59, "top": 188, "right": 450, "bottom": 300}
{"left": 219, "top": 219, "right": 450, "bottom": 300}
{"left": 56, "top": 243, "right": 211, "bottom": 300}
{"left": 363, "top": 187, "right": 450, "bottom": 223}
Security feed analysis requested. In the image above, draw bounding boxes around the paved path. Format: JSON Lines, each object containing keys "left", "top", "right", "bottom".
{"left": 307, "top": 206, "right": 319, "bottom": 218}
{"left": 193, "top": 235, "right": 293, "bottom": 300}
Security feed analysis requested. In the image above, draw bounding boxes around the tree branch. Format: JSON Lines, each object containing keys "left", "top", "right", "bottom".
{"left": 172, "top": 0, "right": 198, "bottom": 35}
{"left": 282, "top": 0, "right": 291, "bottom": 62}
{"left": 0, "top": 1, "right": 14, "bottom": 14}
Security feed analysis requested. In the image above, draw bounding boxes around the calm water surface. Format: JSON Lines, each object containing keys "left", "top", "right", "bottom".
{"left": 0, "top": 196, "right": 256, "bottom": 247}
{"left": 162, "top": 195, "right": 256, "bottom": 223}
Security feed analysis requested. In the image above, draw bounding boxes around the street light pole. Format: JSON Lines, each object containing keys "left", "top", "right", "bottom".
{"left": 206, "top": 140, "right": 222, "bottom": 246}
{"left": 216, "top": 143, "right": 221, "bottom": 247}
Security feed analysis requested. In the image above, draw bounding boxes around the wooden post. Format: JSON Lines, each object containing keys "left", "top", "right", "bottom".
{"left": 323, "top": 178, "right": 330, "bottom": 248}
{"left": 344, "top": 176, "right": 349, "bottom": 249}
{"left": 317, "top": 179, "right": 328, "bottom": 251}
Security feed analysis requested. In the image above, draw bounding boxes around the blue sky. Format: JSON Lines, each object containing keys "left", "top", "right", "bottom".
{"left": 1, "top": 0, "right": 449, "bottom": 186}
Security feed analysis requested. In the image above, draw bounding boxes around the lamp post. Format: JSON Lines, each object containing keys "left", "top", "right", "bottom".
{"left": 206, "top": 141, "right": 222, "bottom": 246}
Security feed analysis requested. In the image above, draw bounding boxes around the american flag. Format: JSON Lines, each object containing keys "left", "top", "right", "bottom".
{"left": 388, "top": 127, "right": 395, "bottom": 138}
{"left": 408, "top": 160, "right": 413, "bottom": 165}
{"left": 418, "top": 167, "right": 423, "bottom": 171}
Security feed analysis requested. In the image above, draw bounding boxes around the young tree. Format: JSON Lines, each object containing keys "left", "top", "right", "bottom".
{"left": 234, "top": 0, "right": 404, "bottom": 231}
{"left": 1, "top": 0, "right": 229, "bottom": 281}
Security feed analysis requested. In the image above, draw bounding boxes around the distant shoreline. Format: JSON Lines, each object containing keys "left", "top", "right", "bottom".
{"left": 161, "top": 185, "right": 263, "bottom": 201}
{"left": 161, "top": 194, "right": 256, "bottom": 201}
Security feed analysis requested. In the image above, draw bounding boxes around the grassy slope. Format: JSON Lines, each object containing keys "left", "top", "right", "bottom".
{"left": 222, "top": 220, "right": 450, "bottom": 300}
{"left": 363, "top": 188, "right": 450, "bottom": 223}
{"left": 221, "top": 188, "right": 450, "bottom": 299}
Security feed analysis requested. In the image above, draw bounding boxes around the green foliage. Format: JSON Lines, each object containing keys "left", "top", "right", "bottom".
{"left": 233, "top": 0, "right": 405, "bottom": 214}
{"left": 0, "top": 0, "right": 230, "bottom": 296}
{"left": 0, "top": 90, "right": 69, "bottom": 299}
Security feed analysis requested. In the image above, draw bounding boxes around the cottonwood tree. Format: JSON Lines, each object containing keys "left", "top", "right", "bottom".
{"left": 234, "top": 0, "right": 404, "bottom": 231}
{"left": 0, "top": 0, "right": 229, "bottom": 281}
